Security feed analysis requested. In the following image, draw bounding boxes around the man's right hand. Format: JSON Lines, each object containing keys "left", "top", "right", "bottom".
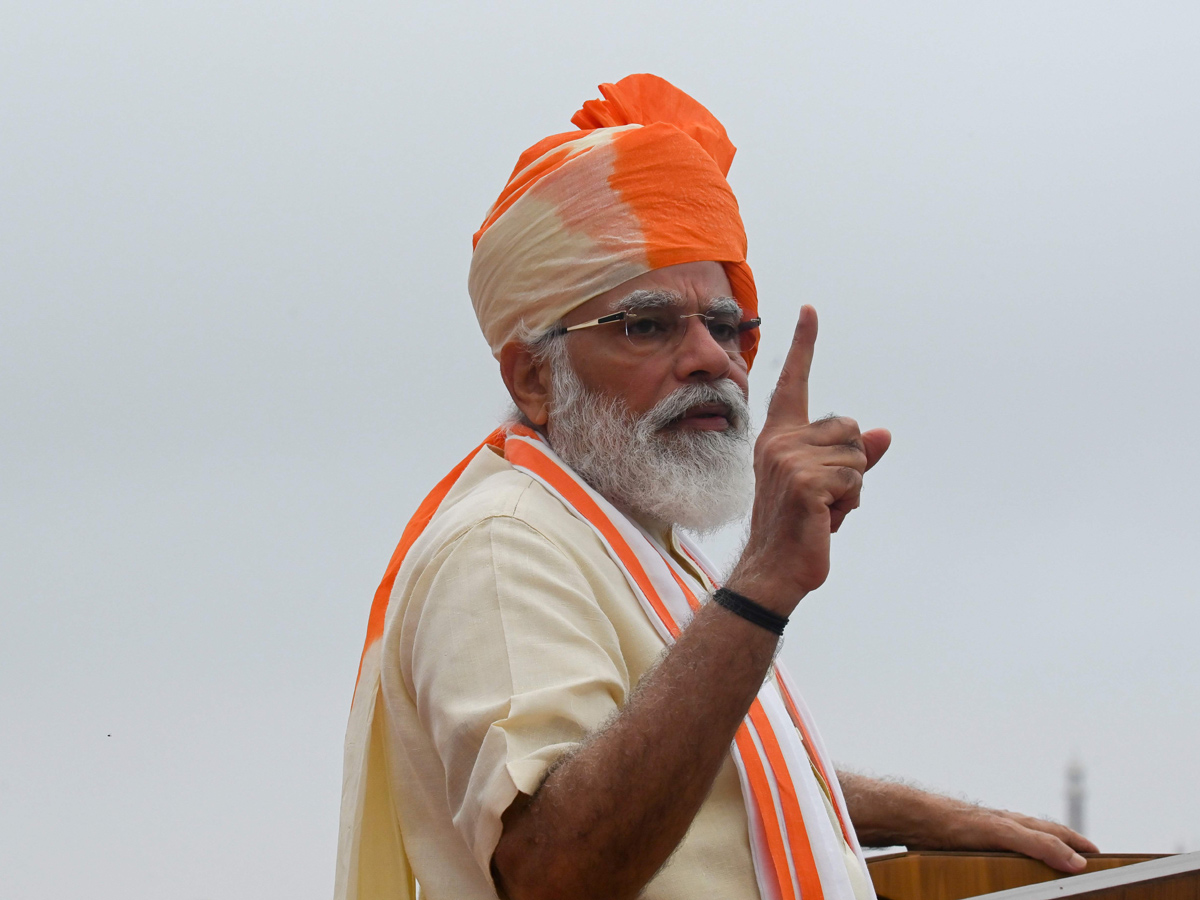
{"left": 493, "top": 306, "right": 891, "bottom": 900}
{"left": 728, "top": 305, "right": 891, "bottom": 614}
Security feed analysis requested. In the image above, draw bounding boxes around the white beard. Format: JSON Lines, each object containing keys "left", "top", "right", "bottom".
{"left": 539, "top": 348, "right": 755, "bottom": 534}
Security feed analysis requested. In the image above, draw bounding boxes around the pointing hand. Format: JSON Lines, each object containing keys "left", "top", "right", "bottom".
{"left": 728, "top": 306, "right": 891, "bottom": 613}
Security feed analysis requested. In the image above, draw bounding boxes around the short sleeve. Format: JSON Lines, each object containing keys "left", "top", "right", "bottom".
{"left": 400, "top": 513, "right": 631, "bottom": 879}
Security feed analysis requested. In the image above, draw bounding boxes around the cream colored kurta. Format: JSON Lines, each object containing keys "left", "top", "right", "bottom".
{"left": 377, "top": 444, "right": 871, "bottom": 900}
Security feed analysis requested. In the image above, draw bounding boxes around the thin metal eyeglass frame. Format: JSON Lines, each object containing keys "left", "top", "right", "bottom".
{"left": 549, "top": 311, "right": 762, "bottom": 357}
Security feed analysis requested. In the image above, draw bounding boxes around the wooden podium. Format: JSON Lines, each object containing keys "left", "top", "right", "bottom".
{"left": 867, "top": 851, "right": 1200, "bottom": 900}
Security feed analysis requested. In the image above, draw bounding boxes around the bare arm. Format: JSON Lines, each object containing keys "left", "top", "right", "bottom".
{"left": 838, "top": 772, "right": 1099, "bottom": 873}
{"left": 492, "top": 598, "right": 780, "bottom": 900}
{"left": 493, "top": 307, "right": 891, "bottom": 900}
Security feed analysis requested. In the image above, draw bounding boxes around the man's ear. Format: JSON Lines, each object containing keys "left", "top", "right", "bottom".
{"left": 499, "top": 340, "right": 554, "bottom": 427}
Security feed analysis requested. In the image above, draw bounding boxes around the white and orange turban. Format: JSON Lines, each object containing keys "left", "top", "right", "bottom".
{"left": 468, "top": 73, "right": 760, "bottom": 368}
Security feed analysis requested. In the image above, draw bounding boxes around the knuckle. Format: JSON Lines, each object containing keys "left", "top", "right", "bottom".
{"left": 1038, "top": 832, "right": 1066, "bottom": 851}
{"left": 995, "top": 819, "right": 1029, "bottom": 846}
{"left": 843, "top": 446, "right": 868, "bottom": 470}
{"left": 810, "top": 415, "right": 861, "bottom": 441}
{"left": 1027, "top": 832, "right": 1059, "bottom": 856}
{"left": 820, "top": 414, "right": 858, "bottom": 431}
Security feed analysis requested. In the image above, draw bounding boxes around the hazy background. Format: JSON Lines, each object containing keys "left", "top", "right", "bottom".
{"left": 3, "top": 1, "right": 1198, "bottom": 896}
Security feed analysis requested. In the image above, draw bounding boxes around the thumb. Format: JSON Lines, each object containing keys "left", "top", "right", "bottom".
{"left": 862, "top": 428, "right": 892, "bottom": 471}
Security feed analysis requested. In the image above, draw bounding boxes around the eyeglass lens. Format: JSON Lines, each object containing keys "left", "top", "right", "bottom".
{"left": 623, "top": 309, "right": 758, "bottom": 356}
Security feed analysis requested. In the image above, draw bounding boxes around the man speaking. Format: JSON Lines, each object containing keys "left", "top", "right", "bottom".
{"left": 335, "top": 74, "right": 1095, "bottom": 900}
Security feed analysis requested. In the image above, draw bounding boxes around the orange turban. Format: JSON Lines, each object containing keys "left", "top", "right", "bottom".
{"left": 468, "top": 74, "right": 760, "bottom": 368}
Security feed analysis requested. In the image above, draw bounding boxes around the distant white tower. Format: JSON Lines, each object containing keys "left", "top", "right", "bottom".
{"left": 1066, "top": 758, "right": 1086, "bottom": 835}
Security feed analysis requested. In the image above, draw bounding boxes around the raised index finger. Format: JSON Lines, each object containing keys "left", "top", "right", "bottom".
{"left": 765, "top": 305, "right": 816, "bottom": 426}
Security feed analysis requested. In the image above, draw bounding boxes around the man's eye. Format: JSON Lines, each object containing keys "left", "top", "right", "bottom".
{"left": 708, "top": 321, "right": 738, "bottom": 342}
{"left": 626, "top": 315, "right": 669, "bottom": 337}
{"left": 707, "top": 316, "right": 741, "bottom": 342}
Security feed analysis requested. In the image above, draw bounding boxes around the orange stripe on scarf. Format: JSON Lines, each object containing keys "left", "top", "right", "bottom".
{"left": 777, "top": 679, "right": 856, "bottom": 847}
{"left": 749, "top": 700, "right": 825, "bottom": 900}
{"left": 351, "top": 426, "right": 849, "bottom": 900}
{"left": 508, "top": 430, "right": 825, "bottom": 900}
{"left": 353, "top": 428, "right": 507, "bottom": 695}
{"left": 735, "top": 726, "right": 799, "bottom": 900}
{"left": 504, "top": 433, "right": 683, "bottom": 639}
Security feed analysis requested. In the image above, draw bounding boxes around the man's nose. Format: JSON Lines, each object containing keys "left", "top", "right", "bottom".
{"left": 672, "top": 315, "right": 733, "bottom": 382}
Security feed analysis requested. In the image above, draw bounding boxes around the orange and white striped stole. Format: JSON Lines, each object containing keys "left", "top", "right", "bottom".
{"left": 337, "top": 426, "right": 873, "bottom": 900}
{"left": 503, "top": 427, "right": 872, "bottom": 900}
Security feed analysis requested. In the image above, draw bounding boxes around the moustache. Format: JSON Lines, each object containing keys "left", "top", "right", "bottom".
{"left": 638, "top": 380, "right": 750, "bottom": 434}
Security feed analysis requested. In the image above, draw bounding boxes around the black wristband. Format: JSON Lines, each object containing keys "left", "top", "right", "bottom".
{"left": 712, "top": 587, "right": 789, "bottom": 636}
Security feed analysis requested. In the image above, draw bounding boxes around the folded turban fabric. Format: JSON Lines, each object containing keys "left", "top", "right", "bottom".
{"left": 468, "top": 73, "right": 760, "bottom": 369}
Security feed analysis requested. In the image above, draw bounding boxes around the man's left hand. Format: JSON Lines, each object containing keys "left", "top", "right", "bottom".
{"left": 939, "top": 802, "right": 1101, "bottom": 872}
{"left": 839, "top": 773, "right": 1100, "bottom": 873}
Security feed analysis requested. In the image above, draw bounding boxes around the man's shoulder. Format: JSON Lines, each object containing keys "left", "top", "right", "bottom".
{"left": 390, "top": 443, "right": 632, "bottom": 637}
{"left": 420, "top": 443, "right": 584, "bottom": 551}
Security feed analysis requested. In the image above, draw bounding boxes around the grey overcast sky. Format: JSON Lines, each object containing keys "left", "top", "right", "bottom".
{"left": 2, "top": 1, "right": 1198, "bottom": 897}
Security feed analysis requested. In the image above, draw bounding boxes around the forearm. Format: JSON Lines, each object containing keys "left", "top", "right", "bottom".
{"left": 492, "top": 600, "right": 780, "bottom": 900}
{"left": 838, "top": 771, "right": 976, "bottom": 847}
{"left": 838, "top": 772, "right": 1097, "bottom": 871}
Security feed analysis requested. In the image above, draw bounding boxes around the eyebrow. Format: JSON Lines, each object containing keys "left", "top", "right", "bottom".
{"left": 707, "top": 296, "right": 741, "bottom": 317}
{"left": 615, "top": 289, "right": 677, "bottom": 312}
{"left": 615, "top": 289, "right": 742, "bottom": 319}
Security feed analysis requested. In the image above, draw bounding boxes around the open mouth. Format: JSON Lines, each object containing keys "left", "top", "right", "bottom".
{"left": 672, "top": 402, "right": 733, "bottom": 430}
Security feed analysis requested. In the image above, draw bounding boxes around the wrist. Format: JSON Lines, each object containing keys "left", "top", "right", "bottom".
{"left": 711, "top": 588, "right": 789, "bottom": 636}
{"left": 723, "top": 571, "right": 808, "bottom": 617}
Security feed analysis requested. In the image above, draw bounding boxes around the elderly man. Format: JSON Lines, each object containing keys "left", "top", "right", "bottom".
{"left": 336, "top": 75, "right": 1095, "bottom": 900}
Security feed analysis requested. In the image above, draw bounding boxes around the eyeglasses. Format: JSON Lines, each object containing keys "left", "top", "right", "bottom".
{"left": 551, "top": 307, "right": 761, "bottom": 359}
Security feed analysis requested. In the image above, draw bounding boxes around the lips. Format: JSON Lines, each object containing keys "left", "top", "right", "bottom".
{"left": 674, "top": 402, "right": 733, "bottom": 430}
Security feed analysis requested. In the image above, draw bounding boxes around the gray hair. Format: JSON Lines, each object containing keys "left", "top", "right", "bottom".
{"left": 503, "top": 317, "right": 754, "bottom": 532}
{"left": 504, "top": 323, "right": 571, "bottom": 430}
